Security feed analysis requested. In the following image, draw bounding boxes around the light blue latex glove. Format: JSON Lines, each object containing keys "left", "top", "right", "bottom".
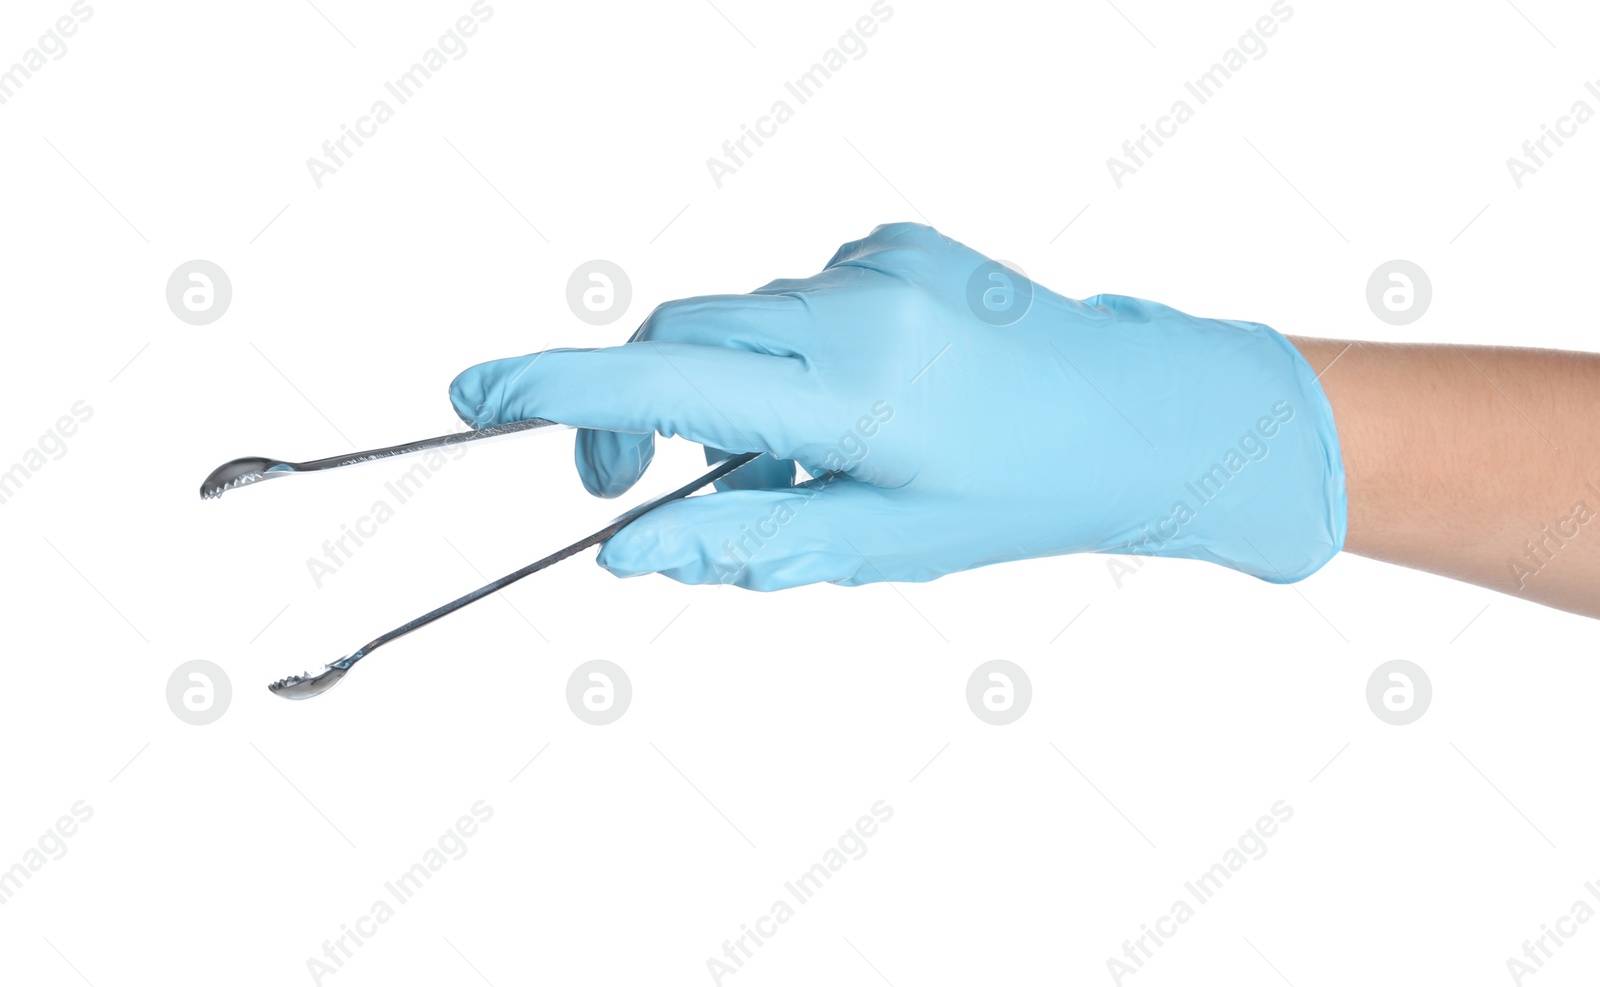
{"left": 449, "top": 223, "right": 1345, "bottom": 589}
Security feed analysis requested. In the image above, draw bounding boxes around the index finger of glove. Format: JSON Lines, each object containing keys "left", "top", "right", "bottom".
{"left": 449, "top": 342, "right": 828, "bottom": 461}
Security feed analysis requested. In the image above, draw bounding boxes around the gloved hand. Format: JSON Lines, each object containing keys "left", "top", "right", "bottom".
{"left": 449, "top": 223, "right": 1346, "bottom": 589}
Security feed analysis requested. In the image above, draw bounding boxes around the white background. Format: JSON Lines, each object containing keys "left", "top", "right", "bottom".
{"left": 2, "top": 0, "right": 1599, "bottom": 984}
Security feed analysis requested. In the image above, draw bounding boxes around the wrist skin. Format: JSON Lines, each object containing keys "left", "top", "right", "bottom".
{"left": 1287, "top": 337, "right": 1600, "bottom": 619}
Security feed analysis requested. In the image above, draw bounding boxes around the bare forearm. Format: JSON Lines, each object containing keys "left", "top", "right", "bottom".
{"left": 1289, "top": 338, "right": 1600, "bottom": 618}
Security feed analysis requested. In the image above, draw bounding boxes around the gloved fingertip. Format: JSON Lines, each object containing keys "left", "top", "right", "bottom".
{"left": 447, "top": 369, "right": 492, "bottom": 428}
{"left": 597, "top": 485, "right": 884, "bottom": 590}
{"left": 596, "top": 516, "right": 697, "bottom": 579}
{"left": 576, "top": 429, "right": 655, "bottom": 499}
